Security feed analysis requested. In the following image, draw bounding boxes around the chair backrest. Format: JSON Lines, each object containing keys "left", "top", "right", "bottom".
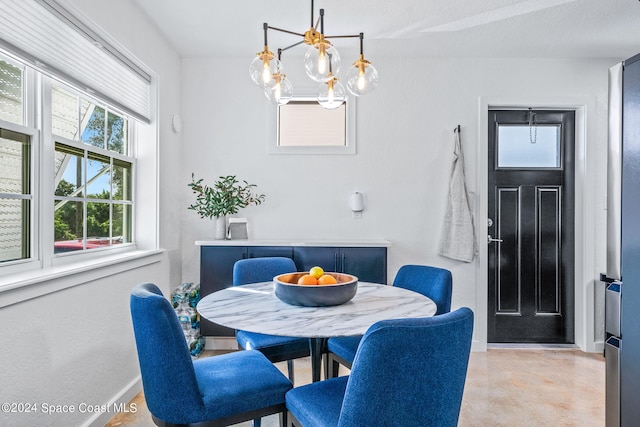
{"left": 233, "top": 257, "right": 297, "bottom": 286}
{"left": 130, "top": 283, "right": 203, "bottom": 423}
{"left": 338, "top": 307, "right": 474, "bottom": 427}
{"left": 393, "top": 264, "right": 452, "bottom": 315}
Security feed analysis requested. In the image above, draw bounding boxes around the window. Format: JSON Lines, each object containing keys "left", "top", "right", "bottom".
{"left": 0, "top": 57, "right": 31, "bottom": 263}
{"left": 497, "top": 124, "right": 561, "bottom": 169}
{"left": 52, "top": 85, "right": 133, "bottom": 254}
{"left": 0, "top": 128, "right": 31, "bottom": 262}
{"left": 278, "top": 101, "right": 346, "bottom": 147}
{"left": 267, "top": 96, "right": 357, "bottom": 154}
{"left": 0, "top": 58, "right": 23, "bottom": 125}
{"left": 0, "top": 2, "right": 156, "bottom": 291}
{"left": 0, "top": 49, "right": 138, "bottom": 270}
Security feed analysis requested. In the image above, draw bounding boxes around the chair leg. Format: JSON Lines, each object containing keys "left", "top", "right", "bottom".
{"left": 252, "top": 418, "right": 261, "bottom": 427}
{"left": 325, "top": 353, "right": 341, "bottom": 379}
{"left": 331, "top": 358, "right": 340, "bottom": 378}
{"left": 279, "top": 410, "right": 289, "bottom": 427}
{"left": 323, "top": 353, "right": 329, "bottom": 380}
{"left": 287, "top": 359, "right": 295, "bottom": 383}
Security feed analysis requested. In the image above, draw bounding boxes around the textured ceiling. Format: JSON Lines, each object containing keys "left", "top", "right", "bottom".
{"left": 132, "top": 0, "right": 640, "bottom": 60}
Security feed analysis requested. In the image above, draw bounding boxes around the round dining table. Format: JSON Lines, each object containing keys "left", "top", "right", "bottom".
{"left": 197, "top": 281, "right": 437, "bottom": 382}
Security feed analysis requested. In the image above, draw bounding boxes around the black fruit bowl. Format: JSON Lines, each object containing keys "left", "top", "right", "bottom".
{"left": 273, "top": 272, "right": 358, "bottom": 307}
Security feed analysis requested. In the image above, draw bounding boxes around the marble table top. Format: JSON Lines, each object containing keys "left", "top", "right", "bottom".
{"left": 196, "top": 281, "right": 437, "bottom": 338}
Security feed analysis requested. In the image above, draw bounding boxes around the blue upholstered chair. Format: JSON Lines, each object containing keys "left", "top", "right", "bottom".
{"left": 326, "top": 264, "right": 453, "bottom": 377}
{"left": 233, "top": 257, "right": 310, "bottom": 383}
{"left": 130, "top": 282, "right": 292, "bottom": 427}
{"left": 287, "top": 307, "right": 474, "bottom": 427}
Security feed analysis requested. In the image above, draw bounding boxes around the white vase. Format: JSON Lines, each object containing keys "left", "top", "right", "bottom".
{"left": 213, "top": 216, "right": 227, "bottom": 240}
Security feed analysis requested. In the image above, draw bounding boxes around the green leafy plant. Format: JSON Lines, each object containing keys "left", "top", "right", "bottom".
{"left": 188, "top": 174, "right": 265, "bottom": 219}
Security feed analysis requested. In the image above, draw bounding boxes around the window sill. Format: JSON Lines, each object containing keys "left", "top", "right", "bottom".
{"left": 0, "top": 248, "right": 165, "bottom": 308}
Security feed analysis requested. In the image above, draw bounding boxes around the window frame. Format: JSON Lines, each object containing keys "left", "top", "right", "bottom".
{"left": 496, "top": 123, "right": 564, "bottom": 170}
{"left": 267, "top": 95, "right": 357, "bottom": 155}
{"left": 47, "top": 78, "right": 136, "bottom": 262}
{"left": 52, "top": 137, "right": 135, "bottom": 257}
{"left": 0, "top": 51, "right": 140, "bottom": 277}
{"left": 0, "top": 119, "right": 39, "bottom": 273}
{"left": 0, "top": 55, "right": 39, "bottom": 275}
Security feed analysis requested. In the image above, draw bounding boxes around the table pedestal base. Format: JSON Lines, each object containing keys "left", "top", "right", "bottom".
{"left": 309, "top": 337, "right": 327, "bottom": 382}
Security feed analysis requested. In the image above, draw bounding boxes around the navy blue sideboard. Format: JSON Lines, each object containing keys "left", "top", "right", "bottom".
{"left": 197, "top": 240, "right": 390, "bottom": 336}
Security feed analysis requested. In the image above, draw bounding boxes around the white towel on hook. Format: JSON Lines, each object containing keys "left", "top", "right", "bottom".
{"left": 438, "top": 128, "right": 477, "bottom": 263}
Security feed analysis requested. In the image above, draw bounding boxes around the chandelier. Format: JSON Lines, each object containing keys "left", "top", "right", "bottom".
{"left": 249, "top": 0, "right": 379, "bottom": 109}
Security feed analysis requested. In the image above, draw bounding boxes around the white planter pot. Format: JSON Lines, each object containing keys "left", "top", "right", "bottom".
{"left": 213, "top": 216, "right": 227, "bottom": 240}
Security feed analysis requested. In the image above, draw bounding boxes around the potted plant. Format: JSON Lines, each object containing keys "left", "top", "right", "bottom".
{"left": 188, "top": 174, "right": 265, "bottom": 239}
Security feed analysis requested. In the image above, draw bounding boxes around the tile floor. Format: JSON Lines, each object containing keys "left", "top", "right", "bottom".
{"left": 106, "top": 348, "right": 605, "bottom": 427}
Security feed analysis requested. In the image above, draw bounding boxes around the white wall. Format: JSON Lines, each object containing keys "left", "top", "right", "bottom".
{"left": 67, "top": 0, "right": 184, "bottom": 283}
{"left": 0, "top": 0, "right": 182, "bottom": 425}
{"left": 0, "top": 2, "right": 614, "bottom": 425}
{"left": 181, "top": 55, "right": 612, "bottom": 352}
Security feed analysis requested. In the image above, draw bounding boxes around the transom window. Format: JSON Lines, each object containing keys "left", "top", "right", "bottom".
{"left": 497, "top": 124, "right": 562, "bottom": 169}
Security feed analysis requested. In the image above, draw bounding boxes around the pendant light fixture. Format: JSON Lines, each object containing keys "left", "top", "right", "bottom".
{"left": 249, "top": 0, "right": 379, "bottom": 108}
{"left": 249, "top": 24, "right": 282, "bottom": 89}
{"left": 317, "top": 73, "right": 346, "bottom": 109}
{"left": 263, "top": 49, "right": 294, "bottom": 105}
{"left": 346, "top": 33, "right": 379, "bottom": 96}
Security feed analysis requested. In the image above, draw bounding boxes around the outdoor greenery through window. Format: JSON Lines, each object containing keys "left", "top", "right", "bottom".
{"left": 0, "top": 43, "right": 142, "bottom": 271}
{"left": 52, "top": 85, "right": 133, "bottom": 254}
{"left": 0, "top": 0, "right": 151, "bottom": 275}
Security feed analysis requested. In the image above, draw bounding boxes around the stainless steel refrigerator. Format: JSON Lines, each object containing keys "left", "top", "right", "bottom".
{"left": 605, "top": 54, "right": 640, "bottom": 427}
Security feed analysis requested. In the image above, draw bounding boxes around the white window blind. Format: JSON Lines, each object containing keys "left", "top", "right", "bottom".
{"left": 0, "top": 0, "right": 151, "bottom": 123}
{"left": 278, "top": 102, "right": 347, "bottom": 147}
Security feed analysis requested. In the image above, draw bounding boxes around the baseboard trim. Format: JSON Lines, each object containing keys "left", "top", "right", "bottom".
{"left": 471, "top": 339, "right": 487, "bottom": 352}
{"left": 205, "top": 336, "right": 239, "bottom": 350}
{"left": 593, "top": 340, "right": 605, "bottom": 354}
{"left": 83, "top": 376, "right": 142, "bottom": 427}
{"left": 487, "top": 343, "right": 580, "bottom": 350}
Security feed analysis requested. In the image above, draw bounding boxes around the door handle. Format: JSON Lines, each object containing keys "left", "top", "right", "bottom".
{"left": 487, "top": 234, "right": 503, "bottom": 244}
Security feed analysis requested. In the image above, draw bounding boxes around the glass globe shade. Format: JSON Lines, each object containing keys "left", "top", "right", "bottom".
{"left": 317, "top": 78, "right": 346, "bottom": 109}
{"left": 346, "top": 61, "right": 379, "bottom": 96}
{"left": 304, "top": 42, "right": 341, "bottom": 82}
{"left": 249, "top": 54, "right": 282, "bottom": 88}
{"left": 264, "top": 76, "right": 294, "bottom": 105}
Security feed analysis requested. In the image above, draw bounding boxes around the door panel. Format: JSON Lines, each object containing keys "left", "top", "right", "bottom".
{"left": 488, "top": 110, "right": 575, "bottom": 343}
{"left": 537, "top": 186, "right": 561, "bottom": 314}
{"left": 496, "top": 187, "right": 520, "bottom": 314}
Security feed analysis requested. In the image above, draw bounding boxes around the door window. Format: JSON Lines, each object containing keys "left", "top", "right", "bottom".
{"left": 497, "top": 124, "right": 561, "bottom": 168}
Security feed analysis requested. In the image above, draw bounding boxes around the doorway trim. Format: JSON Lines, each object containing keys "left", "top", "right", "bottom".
{"left": 476, "top": 96, "right": 596, "bottom": 353}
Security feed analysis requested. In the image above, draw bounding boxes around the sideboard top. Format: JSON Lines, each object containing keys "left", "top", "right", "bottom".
{"left": 195, "top": 239, "right": 392, "bottom": 248}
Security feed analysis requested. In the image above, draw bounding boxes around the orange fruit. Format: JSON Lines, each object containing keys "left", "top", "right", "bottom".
{"left": 318, "top": 274, "right": 338, "bottom": 285}
{"left": 297, "top": 274, "right": 318, "bottom": 285}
